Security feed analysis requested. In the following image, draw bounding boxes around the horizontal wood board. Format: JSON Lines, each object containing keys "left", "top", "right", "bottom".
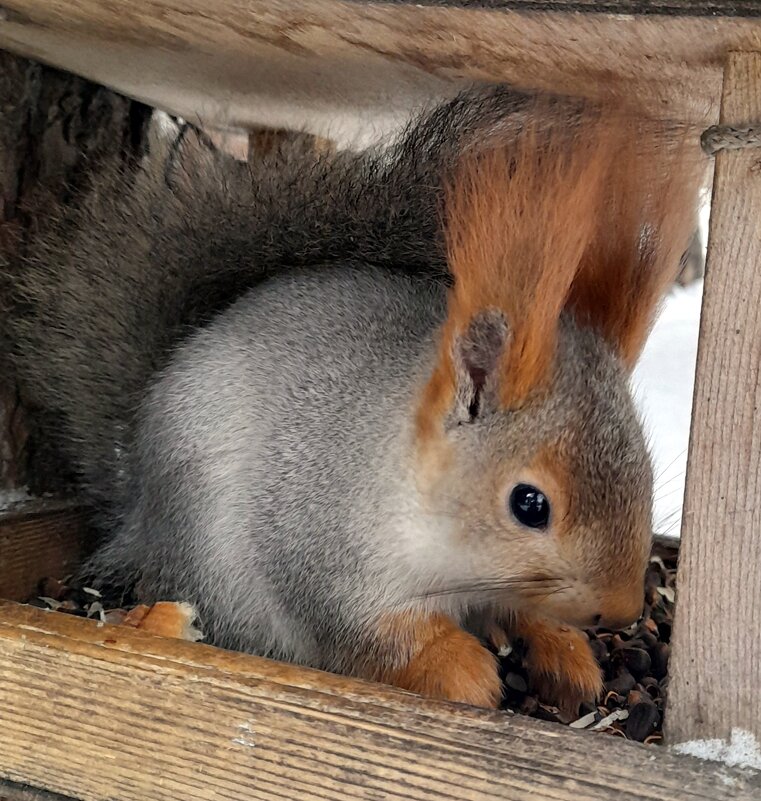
{"left": 2, "top": 0, "right": 761, "bottom": 147}
{"left": 0, "top": 501, "right": 91, "bottom": 602}
{"left": 0, "top": 601, "right": 760, "bottom": 801}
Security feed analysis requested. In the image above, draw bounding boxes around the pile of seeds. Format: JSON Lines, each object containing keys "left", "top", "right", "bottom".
{"left": 28, "top": 577, "right": 138, "bottom": 624}
{"left": 28, "top": 547, "right": 676, "bottom": 742}
{"left": 27, "top": 578, "right": 202, "bottom": 639}
{"left": 497, "top": 549, "right": 676, "bottom": 742}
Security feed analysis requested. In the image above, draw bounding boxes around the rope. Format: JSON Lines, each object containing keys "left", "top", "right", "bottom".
{"left": 701, "top": 124, "right": 761, "bottom": 156}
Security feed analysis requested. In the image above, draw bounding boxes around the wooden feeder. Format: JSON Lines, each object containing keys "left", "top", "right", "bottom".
{"left": 1, "top": 2, "right": 761, "bottom": 799}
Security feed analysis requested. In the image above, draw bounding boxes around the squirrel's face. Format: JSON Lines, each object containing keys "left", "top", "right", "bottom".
{"left": 415, "top": 316, "right": 652, "bottom": 630}
{"left": 417, "top": 105, "right": 701, "bottom": 627}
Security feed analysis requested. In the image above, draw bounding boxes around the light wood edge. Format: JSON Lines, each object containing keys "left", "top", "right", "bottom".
{"left": 2, "top": 0, "right": 759, "bottom": 148}
{"left": 0, "top": 600, "right": 759, "bottom": 801}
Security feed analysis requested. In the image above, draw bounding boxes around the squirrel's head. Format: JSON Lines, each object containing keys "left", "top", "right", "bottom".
{"left": 414, "top": 101, "right": 704, "bottom": 629}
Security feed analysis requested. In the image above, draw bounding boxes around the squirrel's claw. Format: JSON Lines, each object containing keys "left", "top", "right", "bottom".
{"left": 515, "top": 617, "right": 603, "bottom": 715}
{"left": 375, "top": 613, "right": 503, "bottom": 709}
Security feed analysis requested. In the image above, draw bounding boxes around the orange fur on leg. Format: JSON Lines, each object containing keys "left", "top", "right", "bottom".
{"left": 371, "top": 612, "right": 502, "bottom": 708}
{"left": 508, "top": 613, "right": 602, "bottom": 715}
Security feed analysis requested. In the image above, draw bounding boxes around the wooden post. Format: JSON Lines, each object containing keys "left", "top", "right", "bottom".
{"left": 248, "top": 127, "right": 335, "bottom": 161}
{"left": 668, "top": 51, "right": 761, "bottom": 745}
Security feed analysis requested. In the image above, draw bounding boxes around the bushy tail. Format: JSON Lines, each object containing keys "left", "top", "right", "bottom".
{"left": 3, "top": 85, "right": 537, "bottom": 520}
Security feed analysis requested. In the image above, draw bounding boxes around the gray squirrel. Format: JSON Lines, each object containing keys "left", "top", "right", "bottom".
{"left": 6, "top": 86, "right": 703, "bottom": 710}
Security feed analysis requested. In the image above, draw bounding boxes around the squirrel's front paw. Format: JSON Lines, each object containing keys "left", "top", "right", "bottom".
{"left": 380, "top": 614, "right": 502, "bottom": 708}
{"left": 519, "top": 619, "right": 602, "bottom": 714}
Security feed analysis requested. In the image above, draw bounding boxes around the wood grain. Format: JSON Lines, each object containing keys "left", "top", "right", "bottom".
{"left": 668, "top": 51, "right": 761, "bottom": 745}
{"left": 0, "top": 501, "right": 92, "bottom": 602}
{"left": 2, "top": 0, "right": 761, "bottom": 148}
{"left": 0, "top": 602, "right": 759, "bottom": 801}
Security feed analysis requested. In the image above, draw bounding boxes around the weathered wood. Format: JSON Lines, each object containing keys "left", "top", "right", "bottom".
{"left": 0, "top": 501, "right": 92, "bottom": 602}
{"left": 668, "top": 51, "right": 761, "bottom": 745}
{"left": 0, "top": 601, "right": 758, "bottom": 801}
{"left": 2, "top": 1, "right": 761, "bottom": 149}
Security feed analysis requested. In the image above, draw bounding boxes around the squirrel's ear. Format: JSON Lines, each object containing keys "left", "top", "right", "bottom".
{"left": 450, "top": 310, "right": 509, "bottom": 424}
{"left": 566, "top": 118, "right": 706, "bottom": 369}
{"left": 416, "top": 107, "right": 610, "bottom": 447}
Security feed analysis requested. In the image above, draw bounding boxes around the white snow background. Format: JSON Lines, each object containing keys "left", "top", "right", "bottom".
{"left": 632, "top": 279, "right": 702, "bottom": 538}
{"left": 631, "top": 199, "right": 710, "bottom": 538}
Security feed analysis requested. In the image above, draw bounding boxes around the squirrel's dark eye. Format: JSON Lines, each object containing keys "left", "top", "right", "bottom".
{"left": 509, "top": 483, "right": 550, "bottom": 529}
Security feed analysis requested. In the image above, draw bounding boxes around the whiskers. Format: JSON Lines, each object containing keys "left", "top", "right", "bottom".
{"left": 407, "top": 575, "right": 571, "bottom": 605}
{"left": 382, "top": 494, "right": 572, "bottom": 611}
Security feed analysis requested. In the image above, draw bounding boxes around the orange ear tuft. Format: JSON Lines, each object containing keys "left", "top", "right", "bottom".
{"left": 416, "top": 100, "right": 706, "bottom": 449}
{"left": 417, "top": 100, "right": 615, "bottom": 447}
{"left": 567, "top": 118, "right": 706, "bottom": 367}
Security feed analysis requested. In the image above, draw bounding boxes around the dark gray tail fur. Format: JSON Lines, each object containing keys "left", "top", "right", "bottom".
{"left": 4, "top": 86, "right": 538, "bottom": 525}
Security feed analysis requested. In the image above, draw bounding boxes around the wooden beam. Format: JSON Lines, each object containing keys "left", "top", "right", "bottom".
{"left": 0, "top": 501, "right": 92, "bottom": 602}
{"left": 2, "top": 1, "right": 761, "bottom": 147}
{"left": 668, "top": 51, "right": 761, "bottom": 745}
{"left": 0, "top": 602, "right": 758, "bottom": 801}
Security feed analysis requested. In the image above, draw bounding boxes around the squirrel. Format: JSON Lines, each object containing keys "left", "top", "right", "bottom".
{"left": 4, "top": 86, "right": 704, "bottom": 711}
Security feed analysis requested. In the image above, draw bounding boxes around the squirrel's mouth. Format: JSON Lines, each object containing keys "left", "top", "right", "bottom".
{"left": 526, "top": 581, "right": 645, "bottom": 631}
{"left": 515, "top": 581, "right": 607, "bottom": 629}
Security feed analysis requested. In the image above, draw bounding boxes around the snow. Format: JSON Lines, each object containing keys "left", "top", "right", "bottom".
{"left": 632, "top": 279, "right": 703, "bottom": 538}
{"left": 673, "top": 729, "right": 761, "bottom": 772}
{"left": 631, "top": 199, "right": 710, "bottom": 539}
{"left": 0, "top": 486, "right": 31, "bottom": 511}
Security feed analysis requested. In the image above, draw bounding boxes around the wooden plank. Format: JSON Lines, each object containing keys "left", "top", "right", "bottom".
{"left": 667, "top": 52, "right": 761, "bottom": 745}
{"left": 2, "top": 2, "right": 761, "bottom": 148}
{"left": 0, "top": 603, "right": 759, "bottom": 801}
{"left": 0, "top": 501, "right": 92, "bottom": 602}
